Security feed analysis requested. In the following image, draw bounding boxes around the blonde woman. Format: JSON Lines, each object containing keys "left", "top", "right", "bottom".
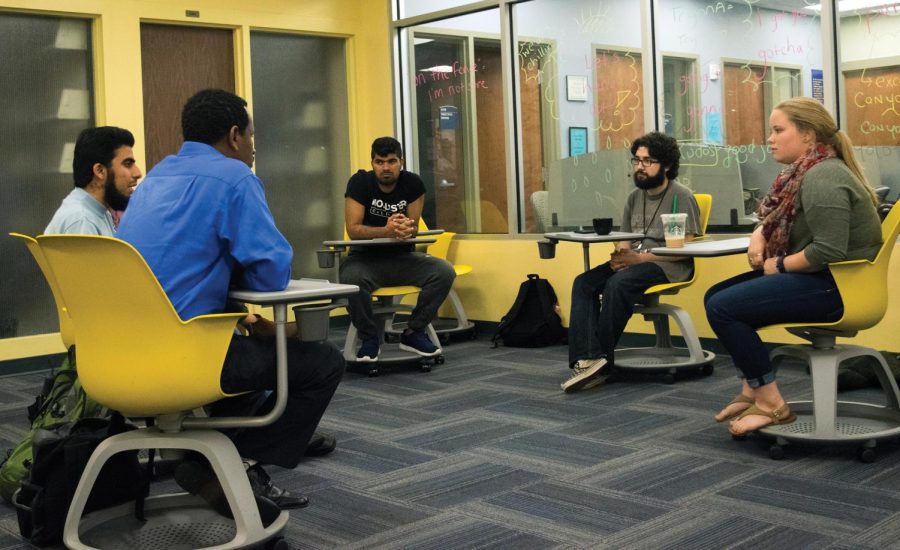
{"left": 704, "top": 97, "right": 882, "bottom": 435}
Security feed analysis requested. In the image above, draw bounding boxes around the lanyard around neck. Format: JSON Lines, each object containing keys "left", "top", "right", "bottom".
{"left": 641, "top": 184, "right": 671, "bottom": 234}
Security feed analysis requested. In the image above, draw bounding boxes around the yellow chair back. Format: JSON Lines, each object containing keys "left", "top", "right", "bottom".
{"left": 694, "top": 193, "right": 712, "bottom": 236}
{"left": 36, "top": 235, "right": 244, "bottom": 416}
{"left": 418, "top": 220, "right": 472, "bottom": 276}
{"left": 10, "top": 233, "right": 75, "bottom": 349}
{"left": 775, "top": 203, "right": 900, "bottom": 333}
{"left": 644, "top": 193, "right": 712, "bottom": 295}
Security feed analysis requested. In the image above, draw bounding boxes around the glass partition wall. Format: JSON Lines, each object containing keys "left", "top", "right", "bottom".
{"left": 838, "top": 2, "right": 900, "bottom": 197}
{"left": 393, "top": 0, "right": 900, "bottom": 234}
{"left": 0, "top": 13, "right": 95, "bottom": 340}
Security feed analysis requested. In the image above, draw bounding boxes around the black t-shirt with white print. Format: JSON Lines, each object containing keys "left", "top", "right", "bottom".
{"left": 344, "top": 169, "right": 425, "bottom": 255}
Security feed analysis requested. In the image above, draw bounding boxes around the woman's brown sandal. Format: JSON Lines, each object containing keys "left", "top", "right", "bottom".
{"left": 715, "top": 394, "right": 755, "bottom": 423}
{"left": 728, "top": 404, "right": 797, "bottom": 435}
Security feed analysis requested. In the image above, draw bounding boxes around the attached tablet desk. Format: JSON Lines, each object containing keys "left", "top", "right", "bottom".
{"left": 650, "top": 236, "right": 750, "bottom": 257}
{"left": 322, "top": 237, "right": 437, "bottom": 273}
{"left": 222, "top": 279, "right": 358, "bottom": 428}
{"left": 543, "top": 231, "right": 645, "bottom": 272}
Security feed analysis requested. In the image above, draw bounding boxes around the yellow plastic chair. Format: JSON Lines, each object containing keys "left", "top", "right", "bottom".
{"left": 389, "top": 219, "right": 475, "bottom": 341}
{"left": 614, "top": 193, "right": 715, "bottom": 382}
{"left": 35, "top": 235, "right": 288, "bottom": 549}
{"left": 9, "top": 233, "right": 74, "bottom": 349}
{"left": 320, "top": 227, "right": 442, "bottom": 374}
{"left": 758, "top": 204, "right": 900, "bottom": 461}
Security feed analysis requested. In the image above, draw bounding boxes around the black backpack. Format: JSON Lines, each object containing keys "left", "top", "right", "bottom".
{"left": 492, "top": 274, "right": 566, "bottom": 348}
{"left": 0, "top": 347, "right": 106, "bottom": 504}
{"left": 12, "top": 413, "right": 149, "bottom": 547}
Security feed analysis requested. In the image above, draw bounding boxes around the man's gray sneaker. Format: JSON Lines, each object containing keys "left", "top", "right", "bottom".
{"left": 560, "top": 357, "right": 608, "bottom": 393}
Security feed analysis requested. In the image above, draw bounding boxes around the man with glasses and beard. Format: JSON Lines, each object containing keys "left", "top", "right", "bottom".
{"left": 45, "top": 126, "right": 142, "bottom": 235}
{"left": 560, "top": 131, "right": 700, "bottom": 393}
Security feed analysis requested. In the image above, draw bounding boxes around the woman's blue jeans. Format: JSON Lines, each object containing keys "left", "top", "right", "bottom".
{"left": 704, "top": 270, "right": 843, "bottom": 387}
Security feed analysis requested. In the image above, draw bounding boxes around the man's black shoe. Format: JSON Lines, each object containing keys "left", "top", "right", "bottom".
{"left": 246, "top": 463, "right": 309, "bottom": 509}
{"left": 304, "top": 431, "right": 336, "bottom": 457}
{"left": 174, "top": 459, "right": 282, "bottom": 525}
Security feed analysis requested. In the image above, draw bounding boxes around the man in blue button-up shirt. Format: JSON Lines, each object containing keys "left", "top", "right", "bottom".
{"left": 118, "top": 89, "right": 344, "bottom": 515}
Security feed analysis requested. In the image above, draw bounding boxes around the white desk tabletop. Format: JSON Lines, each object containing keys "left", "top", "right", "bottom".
{"left": 322, "top": 237, "right": 437, "bottom": 247}
{"left": 544, "top": 230, "right": 644, "bottom": 243}
{"left": 228, "top": 278, "right": 359, "bottom": 305}
{"left": 651, "top": 236, "right": 751, "bottom": 257}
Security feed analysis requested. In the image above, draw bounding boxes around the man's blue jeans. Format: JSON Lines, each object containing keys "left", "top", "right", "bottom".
{"left": 704, "top": 270, "right": 843, "bottom": 387}
{"left": 568, "top": 262, "right": 668, "bottom": 367}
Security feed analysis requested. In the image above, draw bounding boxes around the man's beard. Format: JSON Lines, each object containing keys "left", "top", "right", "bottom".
{"left": 633, "top": 169, "right": 666, "bottom": 190}
{"left": 104, "top": 173, "right": 130, "bottom": 211}
{"left": 377, "top": 172, "right": 399, "bottom": 186}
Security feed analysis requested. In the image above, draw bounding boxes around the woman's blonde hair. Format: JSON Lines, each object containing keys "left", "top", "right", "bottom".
{"left": 774, "top": 97, "right": 878, "bottom": 206}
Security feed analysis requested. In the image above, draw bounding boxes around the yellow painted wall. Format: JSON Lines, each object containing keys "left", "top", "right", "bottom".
{"left": 446, "top": 237, "right": 900, "bottom": 351}
{"left": 0, "top": 0, "right": 394, "bottom": 361}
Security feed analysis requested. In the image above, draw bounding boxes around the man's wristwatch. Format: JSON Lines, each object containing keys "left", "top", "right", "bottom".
{"left": 775, "top": 255, "right": 786, "bottom": 273}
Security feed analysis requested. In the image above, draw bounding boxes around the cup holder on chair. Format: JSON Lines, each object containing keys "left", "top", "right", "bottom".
{"left": 316, "top": 249, "right": 337, "bottom": 269}
{"left": 293, "top": 304, "right": 339, "bottom": 342}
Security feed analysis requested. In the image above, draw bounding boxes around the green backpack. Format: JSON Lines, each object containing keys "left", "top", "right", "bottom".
{"left": 0, "top": 349, "right": 105, "bottom": 502}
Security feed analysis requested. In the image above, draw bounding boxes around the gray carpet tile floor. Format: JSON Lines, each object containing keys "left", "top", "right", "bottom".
{"left": 2, "top": 330, "right": 900, "bottom": 549}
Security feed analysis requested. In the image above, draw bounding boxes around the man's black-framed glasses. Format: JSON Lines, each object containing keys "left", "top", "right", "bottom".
{"left": 630, "top": 157, "right": 660, "bottom": 168}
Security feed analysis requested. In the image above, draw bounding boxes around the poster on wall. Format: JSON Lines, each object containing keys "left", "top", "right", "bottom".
{"left": 705, "top": 113, "right": 723, "bottom": 145}
{"left": 566, "top": 75, "right": 588, "bottom": 102}
{"left": 439, "top": 105, "right": 459, "bottom": 130}
{"left": 811, "top": 69, "right": 824, "bottom": 104}
{"left": 569, "top": 127, "right": 588, "bottom": 156}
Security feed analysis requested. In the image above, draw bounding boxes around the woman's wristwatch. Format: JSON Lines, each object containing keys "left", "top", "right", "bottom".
{"left": 775, "top": 255, "right": 786, "bottom": 273}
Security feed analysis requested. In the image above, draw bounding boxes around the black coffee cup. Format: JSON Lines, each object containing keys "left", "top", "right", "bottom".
{"left": 592, "top": 217, "right": 613, "bottom": 235}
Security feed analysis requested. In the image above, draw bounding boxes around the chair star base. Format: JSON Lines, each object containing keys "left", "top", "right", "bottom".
{"left": 385, "top": 289, "right": 476, "bottom": 343}
{"left": 612, "top": 301, "right": 715, "bottom": 382}
{"left": 758, "top": 342, "right": 900, "bottom": 461}
{"left": 343, "top": 296, "right": 443, "bottom": 375}
{"left": 65, "top": 429, "right": 288, "bottom": 550}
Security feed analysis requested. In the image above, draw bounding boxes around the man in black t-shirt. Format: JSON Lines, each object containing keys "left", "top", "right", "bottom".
{"left": 340, "top": 137, "right": 455, "bottom": 362}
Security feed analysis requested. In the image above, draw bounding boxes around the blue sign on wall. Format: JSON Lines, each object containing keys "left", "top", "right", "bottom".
{"left": 812, "top": 69, "right": 824, "bottom": 103}
{"left": 439, "top": 105, "right": 458, "bottom": 130}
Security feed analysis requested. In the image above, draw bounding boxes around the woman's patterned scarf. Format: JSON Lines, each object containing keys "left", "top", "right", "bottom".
{"left": 756, "top": 143, "right": 837, "bottom": 257}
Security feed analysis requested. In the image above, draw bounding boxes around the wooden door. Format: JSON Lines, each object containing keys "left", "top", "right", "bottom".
{"left": 724, "top": 63, "right": 766, "bottom": 145}
{"left": 140, "top": 24, "right": 235, "bottom": 170}
{"left": 843, "top": 66, "right": 900, "bottom": 146}
{"left": 595, "top": 49, "right": 644, "bottom": 151}
{"left": 474, "top": 41, "right": 508, "bottom": 233}
{"left": 519, "top": 42, "right": 546, "bottom": 233}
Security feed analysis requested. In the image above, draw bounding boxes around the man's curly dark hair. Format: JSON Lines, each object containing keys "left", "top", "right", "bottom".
{"left": 181, "top": 89, "right": 249, "bottom": 145}
{"left": 630, "top": 131, "right": 680, "bottom": 180}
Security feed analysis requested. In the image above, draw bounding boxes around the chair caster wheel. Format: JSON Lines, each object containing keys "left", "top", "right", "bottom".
{"left": 662, "top": 373, "right": 675, "bottom": 385}
{"left": 436, "top": 355, "right": 445, "bottom": 364}
{"left": 367, "top": 367, "right": 380, "bottom": 377}
{"left": 700, "top": 364, "right": 714, "bottom": 376}
{"left": 421, "top": 364, "right": 432, "bottom": 373}
{"left": 857, "top": 446, "right": 876, "bottom": 463}
{"left": 768, "top": 444, "right": 785, "bottom": 460}
{"left": 265, "top": 536, "right": 289, "bottom": 550}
